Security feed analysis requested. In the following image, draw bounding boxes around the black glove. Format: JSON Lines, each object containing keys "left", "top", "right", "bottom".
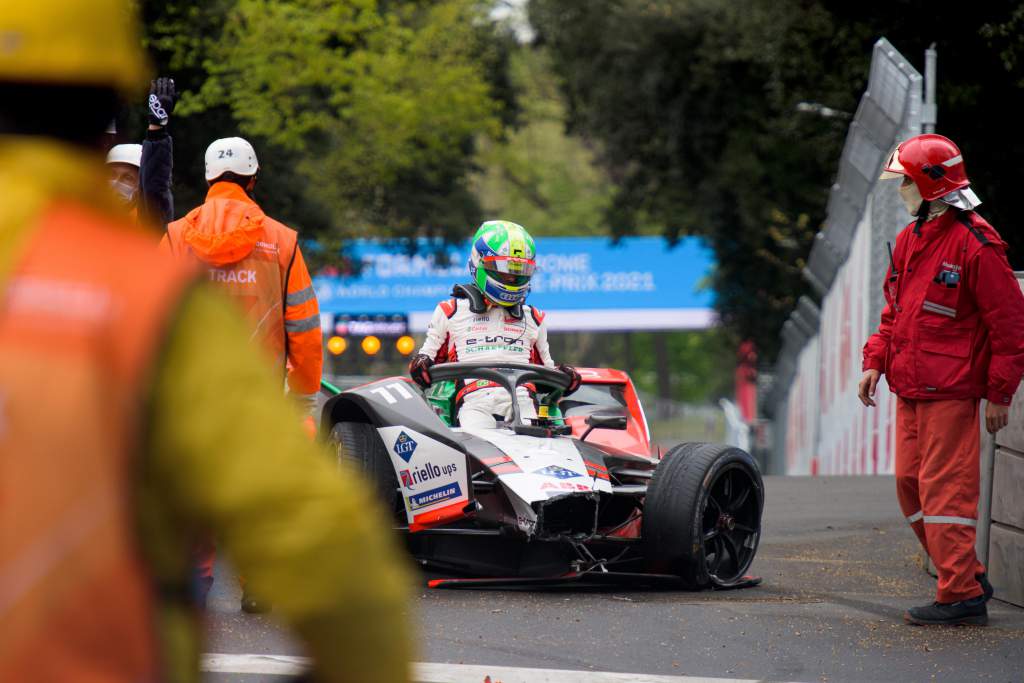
{"left": 409, "top": 354, "right": 434, "bottom": 388}
{"left": 558, "top": 364, "right": 582, "bottom": 396}
{"left": 147, "top": 77, "right": 177, "bottom": 127}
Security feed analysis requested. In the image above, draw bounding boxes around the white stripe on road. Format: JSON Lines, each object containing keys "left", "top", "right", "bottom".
{"left": 203, "top": 654, "right": 305, "bottom": 675}
{"left": 413, "top": 663, "right": 781, "bottom": 683}
{"left": 200, "top": 653, "right": 792, "bottom": 682}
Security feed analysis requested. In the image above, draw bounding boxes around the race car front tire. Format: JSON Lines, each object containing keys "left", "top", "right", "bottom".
{"left": 329, "top": 421, "right": 401, "bottom": 517}
{"left": 641, "top": 442, "right": 763, "bottom": 589}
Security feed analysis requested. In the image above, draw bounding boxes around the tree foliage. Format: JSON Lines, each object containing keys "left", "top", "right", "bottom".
{"left": 548, "top": 328, "right": 734, "bottom": 404}
{"left": 139, "top": 0, "right": 510, "bottom": 241}
{"left": 471, "top": 48, "right": 615, "bottom": 234}
{"left": 530, "top": 0, "right": 1024, "bottom": 358}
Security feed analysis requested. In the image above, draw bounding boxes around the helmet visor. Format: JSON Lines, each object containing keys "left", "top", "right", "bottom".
{"left": 879, "top": 148, "right": 906, "bottom": 180}
{"left": 484, "top": 267, "right": 532, "bottom": 287}
{"left": 480, "top": 255, "right": 536, "bottom": 286}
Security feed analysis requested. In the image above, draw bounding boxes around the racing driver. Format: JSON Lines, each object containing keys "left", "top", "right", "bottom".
{"left": 409, "top": 220, "right": 581, "bottom": 428}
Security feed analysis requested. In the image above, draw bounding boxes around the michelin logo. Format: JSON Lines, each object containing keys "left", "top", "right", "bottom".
{"left": 393, "top": 431, "right": 418, "bottom": 462}
{"left": 408, "top": 482, "right": 462, "bottom": 511}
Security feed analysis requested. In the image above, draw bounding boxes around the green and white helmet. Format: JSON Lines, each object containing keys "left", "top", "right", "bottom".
{"left": 468, "top": 220, "right": 537, "bottom": 307}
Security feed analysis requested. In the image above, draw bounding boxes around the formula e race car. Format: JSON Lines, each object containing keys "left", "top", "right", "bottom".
{"left": 320, "top": 362, "right": 764, "bottom": 589}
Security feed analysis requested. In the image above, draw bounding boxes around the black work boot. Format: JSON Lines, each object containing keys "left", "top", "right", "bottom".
{"left": 904, "top": 596, "right": 987, "bottom": 626}
{"left": 193, "top": 575, "right": 214, "bottom": 610}
{"left": 977, "top": 573, "right": 994, "bottom": 602}
{"left": 240, "top": 590, "right": 272, "bottom": 614}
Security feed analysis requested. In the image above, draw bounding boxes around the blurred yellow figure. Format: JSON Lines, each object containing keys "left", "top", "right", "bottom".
{"left": 0, "top": 2, "right": 411, "bottom": 682}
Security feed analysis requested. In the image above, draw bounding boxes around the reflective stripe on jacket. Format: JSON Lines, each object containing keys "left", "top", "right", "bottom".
{"left": 164, "top": 182, "right": 322, "bottom": 396}
{"left": 0, "top": 201, "right": 194, "bottom": 682}
{"left": 863, "top": 209, "right": 1024, "bottom": 403}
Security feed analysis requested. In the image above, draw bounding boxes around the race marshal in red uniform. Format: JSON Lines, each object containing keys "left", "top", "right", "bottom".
{"left": 859, "top": 134, "right": 1024, "bottom": 626}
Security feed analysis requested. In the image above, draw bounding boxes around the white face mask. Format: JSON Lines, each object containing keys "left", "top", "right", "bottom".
{"left": 898, "top": 179, "right": 923, "bottom": 216}
{"left": 110, "top": 178, "right": 136, "bottom": 204}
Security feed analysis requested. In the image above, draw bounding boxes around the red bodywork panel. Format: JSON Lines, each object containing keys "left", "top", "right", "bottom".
{"left": 562, "top": 367, "right": 652, "bottom": 459}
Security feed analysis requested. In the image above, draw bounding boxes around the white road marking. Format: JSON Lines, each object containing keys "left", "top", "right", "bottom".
{"left": 200, "top": 653, "right": 791, "bottom": 682}
{"left": 202, "top": 653, "right": 305, "bottom": 675}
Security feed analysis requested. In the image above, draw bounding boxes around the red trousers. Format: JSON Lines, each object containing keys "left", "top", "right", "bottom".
{"left": 895, "top": 397, "right": 985, "bottom": 603}
{"left": 194, "top": 538, "right": 216, "bottom": 581}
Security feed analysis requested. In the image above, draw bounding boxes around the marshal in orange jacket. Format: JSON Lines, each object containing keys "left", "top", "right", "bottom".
{"left": 163, "top": 182, "right": 323, "bottom": 405}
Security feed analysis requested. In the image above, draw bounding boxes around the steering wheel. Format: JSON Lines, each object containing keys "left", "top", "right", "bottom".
{"left": 429, "top": 361, "right": 572, "bottom": 391}
{"left": 428, "top": 362, "right": 573, "bottom": 433}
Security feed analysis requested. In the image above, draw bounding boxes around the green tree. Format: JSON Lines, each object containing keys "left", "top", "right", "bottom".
{"left": 548, "top": 328, "right": 734, "bottom": 404}
{"left": 139, "top": 0, "right": 509, "bottom": 242}
{"left": 471, "top": 47, "right": 615, "bottom": 234}
{"left": 530, "top": 0, "right": 1024, "bottom": 358}
{"left": 529, "top": 0, "right": 858, "bottom": 358}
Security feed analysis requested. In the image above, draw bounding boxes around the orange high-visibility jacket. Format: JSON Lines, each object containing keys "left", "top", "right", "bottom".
{"left": 0, "top": 203, "right": 194, "bottom": 682}
{"left": 164, "top": 182, "right": 322, "bottom": 398}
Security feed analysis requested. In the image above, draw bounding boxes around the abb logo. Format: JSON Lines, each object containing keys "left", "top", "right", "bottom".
{"left": 540, "top": 482, "right": 590, "bottom": 492}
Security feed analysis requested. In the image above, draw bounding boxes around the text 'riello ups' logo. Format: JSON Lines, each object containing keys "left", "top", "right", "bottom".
{"left": 393, "top": 431, "right": 418, "bottom": 463}
{"left": 399, "top": 461, "right": 458, "bottom": 490}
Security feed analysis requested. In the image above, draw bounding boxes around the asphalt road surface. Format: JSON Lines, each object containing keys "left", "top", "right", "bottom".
{"left": 203, "top": 476, "right": 1024, "bottom": 683}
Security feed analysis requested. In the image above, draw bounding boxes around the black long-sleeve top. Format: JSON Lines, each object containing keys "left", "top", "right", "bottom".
{"left": 139, "top": 127, "right": 174, "bottom": 229}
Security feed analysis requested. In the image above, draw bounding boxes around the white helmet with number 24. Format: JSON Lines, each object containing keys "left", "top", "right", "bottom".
{"left": 205, "top": 137, "right": 259, "bottom": 181}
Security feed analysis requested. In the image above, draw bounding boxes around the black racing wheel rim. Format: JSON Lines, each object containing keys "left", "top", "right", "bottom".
{"left": 700, "top": 462, "right": 761, "bottom": 585}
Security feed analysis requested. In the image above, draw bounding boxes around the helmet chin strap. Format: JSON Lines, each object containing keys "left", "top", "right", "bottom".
{"left": 913, "top": 199, "right": 930, "bottom": 235}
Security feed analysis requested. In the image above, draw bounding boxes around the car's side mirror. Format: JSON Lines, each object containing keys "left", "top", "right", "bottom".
{"left": 580, "top": 413, "right": 628, "bottom": 441}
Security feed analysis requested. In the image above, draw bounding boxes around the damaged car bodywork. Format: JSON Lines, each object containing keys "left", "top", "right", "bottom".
{"left": 321, "top": 362, "right": 764, "bottom": 589}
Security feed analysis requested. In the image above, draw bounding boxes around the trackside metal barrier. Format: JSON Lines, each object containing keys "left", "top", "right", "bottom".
{"left": 765, "top": 38, "right": 922, "bottom": 475}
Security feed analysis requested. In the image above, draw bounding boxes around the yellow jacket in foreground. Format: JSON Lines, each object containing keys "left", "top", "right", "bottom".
{"left": 0, "top": 137, "right": 411, "bottom": 683}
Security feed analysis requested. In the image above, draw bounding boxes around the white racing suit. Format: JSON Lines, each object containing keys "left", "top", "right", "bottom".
{"left": 418, "top": 296, "right": 555, "bottom": 429}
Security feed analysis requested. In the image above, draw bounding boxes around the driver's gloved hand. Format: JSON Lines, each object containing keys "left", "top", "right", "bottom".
{"left": 147, "top": 77, "right": 176, "bottom": 127}
{"left": 409, "top": 354, "right": 434, "bottom": 388}
{"left": 558, "top": 364, "right": 582, "bottom": 396}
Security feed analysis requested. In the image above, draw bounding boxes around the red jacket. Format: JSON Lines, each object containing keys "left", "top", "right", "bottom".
{"left": 863, "top": 209, "right": 1024, "bottom": 405}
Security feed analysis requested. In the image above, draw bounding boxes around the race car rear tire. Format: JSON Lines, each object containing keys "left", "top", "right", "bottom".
{"left": 329, "top": 421, "right": 401, "bottom": 516}
{"left": 642, "top": 442, "right": 763, "bottom": 589}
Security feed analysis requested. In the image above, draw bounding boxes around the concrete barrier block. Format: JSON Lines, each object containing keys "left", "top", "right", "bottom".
{"left": 992, "top": 448, "right": 1024, "bottom": 529}
{"left": 988, "top": 523, "right": 1024, "bottom": 608}
{"left": 996, "top": 279, "right": 1024, "bottom": 451}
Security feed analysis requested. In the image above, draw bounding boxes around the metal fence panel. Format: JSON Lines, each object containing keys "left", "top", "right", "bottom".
{"left": 770, "top": 38, "right": 923, "bottom": 474}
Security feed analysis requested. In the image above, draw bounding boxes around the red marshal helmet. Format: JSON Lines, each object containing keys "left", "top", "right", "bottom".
{"left": 880, "top": 134, "right": 970, "bottom": 201}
